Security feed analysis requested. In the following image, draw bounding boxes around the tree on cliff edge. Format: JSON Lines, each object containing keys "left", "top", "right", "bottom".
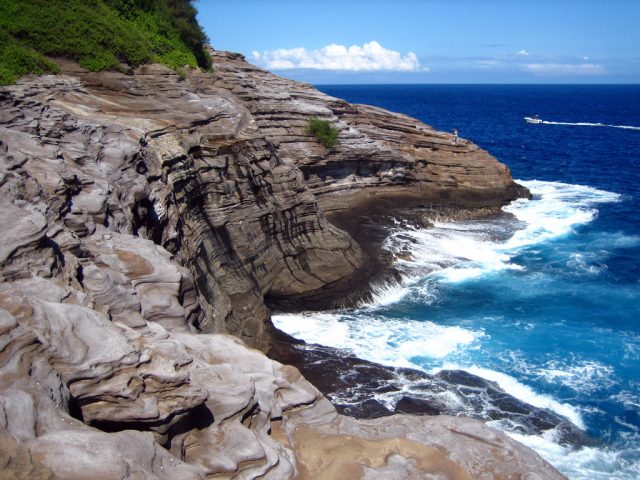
{"left": 0, "top": 0, "right": 211, "bottom": 85}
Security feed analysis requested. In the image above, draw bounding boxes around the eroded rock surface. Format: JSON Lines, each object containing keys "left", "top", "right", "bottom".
{"left": 208, "top": 50, "right": 528, "bottom": 307}
{"left": 0, "top": 62, "right": 366, "bottom": 349}
{"left": 0, "top": 56, "right": 562, "bottom": 479}
{"left": 209, "top": 51, "right": 528, "bottom": 213}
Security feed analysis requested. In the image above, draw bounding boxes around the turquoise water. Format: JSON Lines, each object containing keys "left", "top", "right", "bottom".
{"left": 274, "top": 85, "right": 640, "bottom": 479}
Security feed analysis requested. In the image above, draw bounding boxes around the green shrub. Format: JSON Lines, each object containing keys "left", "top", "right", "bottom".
{"left": 0, "top": 0, "right": 211, "bottom": 85}
{"left": 0, "top": 33, "right": 60, "bottom": 84}
{"left": 79, "top": 51, "right": 119, "bottom": 72}
{"left": 307, "top": 117, "right": 339, "bottom": 148}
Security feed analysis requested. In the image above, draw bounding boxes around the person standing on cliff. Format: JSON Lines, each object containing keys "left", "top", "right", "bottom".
{"left": 453, "top": 128, "right": 458, "bottom": 144}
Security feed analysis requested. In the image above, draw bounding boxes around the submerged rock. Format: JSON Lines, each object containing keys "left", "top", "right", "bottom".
{"left": 271, "top": 330, "right": 596, "bottom": 449}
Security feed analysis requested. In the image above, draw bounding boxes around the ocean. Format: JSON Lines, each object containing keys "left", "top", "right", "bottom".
{"left": 272, "top": 85, "right": 640, "bottom": 479}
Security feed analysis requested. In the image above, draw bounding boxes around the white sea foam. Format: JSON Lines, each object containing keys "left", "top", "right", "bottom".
{"left": 611, "top": 390, "right": 640, "bottom": 409}
{"left": 505, "top": 428, "right": 640, "bottom": 480}
{"left": 502, "top": 180, "right": 621, "bottom": 248}
{"left": 623, "top": 338, "right": 640, "bottom": 361}
{"left": 272, "top": 312, "right": 483, "bottom": 368}
{"left": 383, "top": 219, "right": 522, "bottom": 288}
{"left": 375, "top": 180, "right": 622, "bottom": 296}
{"left": 436, "top": 364, "right": 585, "bottom": 429}
{"left": 368, "top": 280, "right": 411, "bottom": 307}
{"left": 273, "top": 180, "right": 633, "bottom": 478}
{"left": 535, "top": 360, "right": 617, "bottom": 394}
{"left": 567, "top": 252, "right": 607, "bottom": 275}
{"left": 273, "top": 312, "right": 352, "bottom": 348}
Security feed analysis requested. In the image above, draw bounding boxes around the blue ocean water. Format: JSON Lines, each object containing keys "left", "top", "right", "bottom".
{"left": 274, "top": 85, "right": 640, "bottom": 479}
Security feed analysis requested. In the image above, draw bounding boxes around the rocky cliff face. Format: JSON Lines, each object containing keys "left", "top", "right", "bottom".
{"left": 0, "top": 55, "right": 562, "bottom": 479}
{"left": 209, "top": 51, "right": 527, "bottom": 212}
{"left": 0, "top": 52, "right": 526, "bottom": 351}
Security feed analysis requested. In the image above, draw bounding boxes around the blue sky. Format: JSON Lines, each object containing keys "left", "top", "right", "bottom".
{"left": 197, "top": 1, "right": 640, "bottom": 84}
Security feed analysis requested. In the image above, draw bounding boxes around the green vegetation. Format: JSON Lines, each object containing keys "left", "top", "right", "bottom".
{"left": 0, "top": 31, "right": 60, "bottom": 85}
{"left": 307, "top": 117, "right": 339, "bottom": 148}
{"left": 0, "top": 0, "right": 211, "bottom": 85}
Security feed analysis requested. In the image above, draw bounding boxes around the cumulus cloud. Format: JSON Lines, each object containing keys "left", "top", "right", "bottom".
{"left": 517, "top": 49, "right": 530, "bottom": 56}
{"left": 252, "top": 41, "right": 424, "bottom": 72}
{"left": 522, "top": 63, "right": 606, "bottom": 75}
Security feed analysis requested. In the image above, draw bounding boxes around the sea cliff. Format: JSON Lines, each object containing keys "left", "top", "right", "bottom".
{"left": 0, "top": 53, "right": 564, "bottom": 479}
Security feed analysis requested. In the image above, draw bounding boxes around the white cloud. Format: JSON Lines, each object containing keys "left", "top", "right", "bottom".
{"left": 252, "top": 41, "right": 425, "bottom": 72}
{"left": 517, "top": 49, "right": 530, "bottom": 56}
{"left": 473, "top": 59, "right": 503, "bottom": 69}
{"left": 522, "top": 63, "right": 606, "bottom": 76}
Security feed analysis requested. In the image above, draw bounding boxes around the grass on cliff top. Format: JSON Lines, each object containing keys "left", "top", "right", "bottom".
{"left": 308, "top": 117, "right": 339, "bottom": 148}
{"left": 0, "top": 0, "right": 211, "bottom": 85}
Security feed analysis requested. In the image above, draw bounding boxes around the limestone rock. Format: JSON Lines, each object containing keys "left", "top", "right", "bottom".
{"left": 0, "top": 283, "right": 566, "bottom": 478}
{"left": 0, "top": 53, "right": 528, "bottom": 350}
{"left": 209, "top": 50, "right": 528, "bottom": 213}
{"left": 0, "top": 55, "right": 562, "bottom": 479}
{"left": 280, "top": 407, "right": 566, "bottom": 480}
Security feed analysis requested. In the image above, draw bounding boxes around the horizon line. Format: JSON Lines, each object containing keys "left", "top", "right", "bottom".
{"left": 312, "top": 82, "right": 640, "bottom": 86}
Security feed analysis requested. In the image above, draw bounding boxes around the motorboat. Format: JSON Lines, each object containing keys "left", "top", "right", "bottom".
{"left": 524, "top": 115, "right": 543, "bottom": 124}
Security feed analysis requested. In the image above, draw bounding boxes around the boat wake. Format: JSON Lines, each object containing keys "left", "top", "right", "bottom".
{"left": 538, "top": 120, "right": 640, "bottom": 130}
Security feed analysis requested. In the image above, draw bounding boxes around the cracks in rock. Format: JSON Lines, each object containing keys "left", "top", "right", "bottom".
{"left": 445, "top": 427, "right": 506, "bottom": 450}
{"left": 132, "top": 198, "right": 164, "bottom": 246}
{"left": 164, "top": 403, "right": 215, "bottom": 443}
{"left": 59, "top": 174, "right": 83, "bottom": 218}
{"left": 43, "top": 236, "right": 65, "bottom": 270}
{"left": 240, "top": 402, "right": 261, "bottom": 430}
{"left": 85, "top": 402, "right": 214, "bottom": 447}
{"left": 67, "top": 395, "right": 84, "bottom": 423}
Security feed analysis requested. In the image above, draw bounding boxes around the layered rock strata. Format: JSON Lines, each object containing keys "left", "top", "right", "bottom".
{"left": 208, "top": 50, "right": 528, "bottom": 307}
{"left": 0, "top": 55, "right": 562, "bottom": 478}
{"left": 0, "top": 62, "right": 364, "bottom": 350}
{"left": 1, "top": 52, "right": 526, "bottom": 350}
{"left": 209, "top": 51, "right": 528, "bottom": 213}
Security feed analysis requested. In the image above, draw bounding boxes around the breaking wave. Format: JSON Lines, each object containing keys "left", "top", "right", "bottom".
{"left": 272, "top": 180, "right": 640, "bottom": 479}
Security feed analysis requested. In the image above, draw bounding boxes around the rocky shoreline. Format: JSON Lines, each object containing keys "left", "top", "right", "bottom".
{"left": 0, "top": 51, "right": 568, "bottom": 478}
{"left": 270, "top": 328, "right": 596, "bottom": 449}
